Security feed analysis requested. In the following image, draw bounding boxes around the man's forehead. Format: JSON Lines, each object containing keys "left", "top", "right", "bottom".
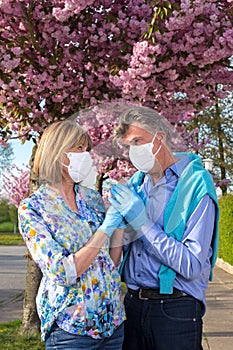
{"left": 124, "top": 124, "right": 153, "bottom": 138}
{"left": 122, "top": 124, "right": 153, "bottom": 144}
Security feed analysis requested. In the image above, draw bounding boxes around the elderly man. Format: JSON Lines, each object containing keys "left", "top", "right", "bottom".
{"left": 109, "top": 105, "right": 219, "bottom": 350}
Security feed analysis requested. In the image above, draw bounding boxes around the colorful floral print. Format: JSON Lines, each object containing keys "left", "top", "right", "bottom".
{"left": 18, "top": 184, "right": 125, "bottom": 341}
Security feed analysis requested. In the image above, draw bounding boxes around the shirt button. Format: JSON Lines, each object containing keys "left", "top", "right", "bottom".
{"left": 138, "top": 253, "right": 141, "bottom": 257}
{"left": 137, "top": 274, "right": 141, "bottom": 277}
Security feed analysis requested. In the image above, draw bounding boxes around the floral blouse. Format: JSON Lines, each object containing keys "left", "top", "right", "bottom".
{"left": 18, "top": 184, "right": 125, "bottom": 341}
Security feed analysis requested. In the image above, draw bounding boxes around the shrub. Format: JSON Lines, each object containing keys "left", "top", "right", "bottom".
{"left": 0, "top": 221, "right": 15, "bottom": 232}
{"left": 218, "top": 194, "right": 233, "bottom": 266}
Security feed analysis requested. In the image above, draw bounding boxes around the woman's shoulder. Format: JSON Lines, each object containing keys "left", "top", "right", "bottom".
{"left": 19, "top": 185, "right": 48, "bottom": 210}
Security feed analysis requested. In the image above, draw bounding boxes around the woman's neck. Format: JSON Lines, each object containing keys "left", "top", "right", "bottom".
{"left": 48, "top": 182, "right": 78, "bottom": 212}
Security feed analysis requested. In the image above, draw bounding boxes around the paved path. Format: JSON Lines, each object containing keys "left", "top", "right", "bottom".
{"left": 0, "top": 246, "right": 233, "bottom": 349}
{"left": 0, "top": 245, "right": 27, "bottom": 322}
{"left": 202, "top": 263, "right": 233, "bottom": 350}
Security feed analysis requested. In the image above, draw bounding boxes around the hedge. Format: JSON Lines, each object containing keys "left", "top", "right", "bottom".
{"left": 218, "top": 194, "right": 233, "bottom": 266}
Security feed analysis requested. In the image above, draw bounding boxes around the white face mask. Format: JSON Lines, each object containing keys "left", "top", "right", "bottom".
{"left": 63, "top": 151, "right": 93, "bottom": 183}
{"left": 81, "top": 165, "right": 97, "bottom": 189}
{"left": 129, "top": 132, "right": 162, "bottom": 173}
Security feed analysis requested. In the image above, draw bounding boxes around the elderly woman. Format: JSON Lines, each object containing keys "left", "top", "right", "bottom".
{"left": 18, "top": 120, "right": 125, "bottom": 350}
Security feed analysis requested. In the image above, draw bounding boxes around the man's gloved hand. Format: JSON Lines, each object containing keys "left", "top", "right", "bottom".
{"left": 109, "top": 184, "right": 148, "bottom": 230}
{"left": 127, "top": 171, "right": 146, "bottom": 202}
{"left": 98, "top": 205, "right": 124, "bottom": 237}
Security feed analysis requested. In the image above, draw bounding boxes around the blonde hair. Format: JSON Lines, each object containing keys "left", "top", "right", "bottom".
{"left": 34, "top": 120, "right": 92, "bottom": 185}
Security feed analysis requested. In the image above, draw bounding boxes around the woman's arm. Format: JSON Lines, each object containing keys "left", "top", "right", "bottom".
{"left": 19, "top": 195, "right": 123, "bottom": 283}
{"left": 74, "top": 228, "right": 124, "bottom": 276}
{"left": 73, "top": 230, "right": 108, "bottom": 277}
{"left": 18, "top": 201, "right": 109, "bottom": 284}
{"left": 109, "top": 228, "right": 124, "bottom": 267}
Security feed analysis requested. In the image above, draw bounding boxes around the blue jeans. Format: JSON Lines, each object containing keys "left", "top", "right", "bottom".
{"left": 123, "top": 292, "right": 203, "bottom": 350}
{"left": 45, "top": 323, "right": 124, "bottom": 350}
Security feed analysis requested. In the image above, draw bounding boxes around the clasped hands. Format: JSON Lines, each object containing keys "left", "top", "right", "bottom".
{"left": 99, "top": 184, "right": 148, "bottom": 237}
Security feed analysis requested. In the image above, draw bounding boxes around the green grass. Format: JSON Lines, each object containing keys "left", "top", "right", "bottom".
{"left": 0, "top": 320, "right": 45, "bottom": 350}
{"left": 0, "top": 232, "right": 24, "bottom": 245}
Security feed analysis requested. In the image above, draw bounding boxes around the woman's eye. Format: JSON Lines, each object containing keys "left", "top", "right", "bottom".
{"left": 132, "top": 139, "right": 140, "bottom": 145}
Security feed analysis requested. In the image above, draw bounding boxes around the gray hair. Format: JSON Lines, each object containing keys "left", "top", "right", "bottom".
{"left": 114, "top": 106, "right": 171, "bottom": 145}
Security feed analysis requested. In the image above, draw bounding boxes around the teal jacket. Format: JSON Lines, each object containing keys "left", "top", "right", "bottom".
{"left": 128, "top": 154, "right": 219, "bottom": 294}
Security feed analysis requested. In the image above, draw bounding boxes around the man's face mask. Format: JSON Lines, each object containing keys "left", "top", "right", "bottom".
{"left": 129, "top": 132, "right": 162, "bottom": 173}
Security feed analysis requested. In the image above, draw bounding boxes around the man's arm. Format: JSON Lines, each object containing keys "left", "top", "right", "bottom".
{"left": 139, "top": 195, "right": 215, "bottom": 280}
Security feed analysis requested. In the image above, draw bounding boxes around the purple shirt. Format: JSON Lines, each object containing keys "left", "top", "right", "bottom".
{"left": 123, "top": 155, "right": 215, "bottom": 311}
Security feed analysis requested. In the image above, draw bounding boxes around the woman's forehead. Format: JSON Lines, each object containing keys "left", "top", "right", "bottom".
{"left": 72, "top": 136, "right": 89, "bottom": 147}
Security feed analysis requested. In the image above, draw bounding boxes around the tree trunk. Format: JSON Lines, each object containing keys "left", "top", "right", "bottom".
{"left": 215, "top": 101, "right": 227, "bottom": 196}
{"left": 20, "top": 144, "right": 42, "bottom": 334}
{"left": 21, "top": 254, "right": 42, "bottom": 334}
{"left": 96, "top": 173, "right": 105, "bottom": 194}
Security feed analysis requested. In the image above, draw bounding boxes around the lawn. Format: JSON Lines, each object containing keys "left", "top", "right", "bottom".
{"left": 0, "top": 320, "right": 45, "bottom": 350}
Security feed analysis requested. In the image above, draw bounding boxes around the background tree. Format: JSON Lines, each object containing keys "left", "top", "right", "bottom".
{"left": 0, "top": 198, "right": 11, "bottom": 224}
{"left": 0, "top": 142, "right": 14, "bottom": 175}
{"left": 8, "top": 204, "right": 19, "bottom": 233}
{"left": 185, "top": 91, "right": 233, "bottom": 195}
{"left": 0, "top": 0, "right": 233, "bottom": 335}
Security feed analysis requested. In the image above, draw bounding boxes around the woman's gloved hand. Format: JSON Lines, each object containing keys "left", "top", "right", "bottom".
{"left": 109, "top": 184, "right": 148, "bottom": 230}
{"left": 98, "top": 205, "right": 125, "bottom": 237}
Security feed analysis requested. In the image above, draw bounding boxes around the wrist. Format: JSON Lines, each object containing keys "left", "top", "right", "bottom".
{"left": 140, "top": 219, "right": 154, "bottom": 235}
{"left": 98, "top": 225, "right": 114, "bottom": 238}
{"left": 127, "top": 210, "right": 148, "bottom": 230}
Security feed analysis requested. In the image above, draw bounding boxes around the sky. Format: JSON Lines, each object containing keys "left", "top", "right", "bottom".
{"left": 10, "top": 139, "right": 34, "bottom": 169}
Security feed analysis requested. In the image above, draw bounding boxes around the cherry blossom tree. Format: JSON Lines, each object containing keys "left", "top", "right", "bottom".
{"left": 0, "top": 0, "right": 232, "bottom": 144}
{"left": 0, "top": 0, "right": 232, "bottom": 188}
{"left": 0, "top": 165, "right": 30, "bottom": 207}
{"left": 0, "top": 0, "right": 153, "bottom": 142}
{"left": 1, "top": 0, "right": 232, "bottom": 190}
{"left": 110, "top": 0, "right": 233, "bottom": 120}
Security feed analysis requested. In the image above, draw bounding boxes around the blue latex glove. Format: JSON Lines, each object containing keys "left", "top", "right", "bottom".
{"left": 109, "top": 184, "right": 148, "bottom": 230}
{"left": 98, "top": 205, "right": 124, "bottom": 237}
{"left": 127, "top": 171, "right": 146, "bottom": 202}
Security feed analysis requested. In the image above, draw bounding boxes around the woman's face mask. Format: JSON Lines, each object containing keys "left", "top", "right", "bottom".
{"left": 63, "top": 151, "right": 93, "bottom": 183}
{"left": 129, "top": 132, "right": 162, "bottom": 173}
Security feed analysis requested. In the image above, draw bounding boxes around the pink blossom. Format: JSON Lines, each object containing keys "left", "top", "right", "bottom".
{"left": 0, "top": 0, "right": 232, "bottom": 186}
{"left": 0, "top": 164, "right": 30, "bottom": 207}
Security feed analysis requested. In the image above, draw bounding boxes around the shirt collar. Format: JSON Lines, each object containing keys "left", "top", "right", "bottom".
{"left": 167, "top": 154, "right": 191, "bottom": 178}
{"left": 143, "top": 153, "right": 191, "bottom": 189}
